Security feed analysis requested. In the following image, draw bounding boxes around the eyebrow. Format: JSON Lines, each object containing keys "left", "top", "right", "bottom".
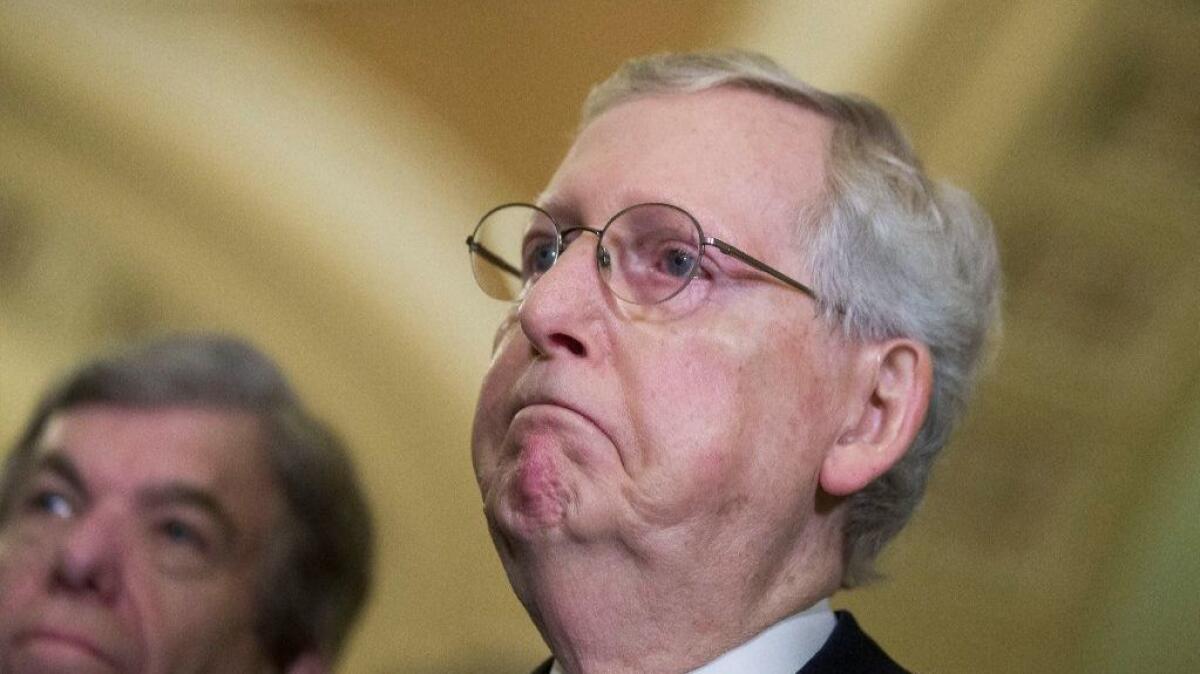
{"left": 29, "top": 453, "right": 90, "bottom": 500}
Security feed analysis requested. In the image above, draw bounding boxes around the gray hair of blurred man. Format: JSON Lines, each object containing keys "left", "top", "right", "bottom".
{"left": 0, "top": 334, "right": 374, "bottom": 668}
{"left": 582, "top": 50, "right": 1002, "bottom": 587}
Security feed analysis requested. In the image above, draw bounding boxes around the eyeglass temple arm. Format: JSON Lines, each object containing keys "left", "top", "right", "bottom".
{"left": 466, "top": 237, "right": 522, "bottom": 279}
{"left": 705, "top": 237, "right": 818, "bottom": 300}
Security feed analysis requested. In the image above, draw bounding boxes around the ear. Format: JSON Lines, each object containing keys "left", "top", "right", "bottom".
{"left": 283, "top": 652, "right": 330, "bottom": 674}
{"left": 820, "top": 338, "right": 932, "bottom": 496}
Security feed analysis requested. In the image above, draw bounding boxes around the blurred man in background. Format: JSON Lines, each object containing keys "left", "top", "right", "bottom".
{"left": 467, "top": 51, "right": 1000, "bottom": 673}
{"left": 0, "top": 334, "right": 373, "bottom": 673}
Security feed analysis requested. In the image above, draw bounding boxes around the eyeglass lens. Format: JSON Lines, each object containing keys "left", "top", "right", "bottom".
{"left": 469, "top": 204, "right": 557, "bottom": 301}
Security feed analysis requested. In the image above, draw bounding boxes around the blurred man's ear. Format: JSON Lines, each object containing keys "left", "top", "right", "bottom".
{"left": 820, "top": 338, "right": 932, "bottom": 496}
{"left": 284, "top": 653, "right": 330, "bottom": 674}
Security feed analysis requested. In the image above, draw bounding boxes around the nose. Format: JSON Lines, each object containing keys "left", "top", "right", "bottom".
{"left": 517, "top": 233, "right": 607, "bottom": 360}
{"left": 52, "top": 508, "right": 123, "bottom": 603}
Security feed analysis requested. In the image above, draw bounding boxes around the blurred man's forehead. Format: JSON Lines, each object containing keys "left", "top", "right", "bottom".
{"left": 35, "top": 412, "right": 67, "bottom": 449}
{"left": 37, "top": 405, "right": 263, "bottom": 450}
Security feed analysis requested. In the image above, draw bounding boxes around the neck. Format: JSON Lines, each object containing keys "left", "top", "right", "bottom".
{"left": 501, "top": 521, "right": 842, "bottom": 674}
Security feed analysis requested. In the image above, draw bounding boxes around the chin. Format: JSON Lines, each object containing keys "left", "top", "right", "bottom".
{"left": 486, "top": 438, "right": 573, "bottom": 534}
{"left": 487, "top": 480, "right": 570, "bottom": 543}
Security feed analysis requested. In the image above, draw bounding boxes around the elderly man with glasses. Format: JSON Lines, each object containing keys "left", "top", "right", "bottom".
{"left": 467, "top": 50, "right": 1001, "bottom": 674}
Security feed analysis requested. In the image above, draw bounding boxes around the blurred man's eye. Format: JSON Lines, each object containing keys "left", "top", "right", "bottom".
{"left": 159, "top": 518, "right": 209, "bottom": 550}
{"left": 149, "top": 513, "right": 229, "bottom": 575}
{"left": 25, "top": 489, "right": 75, "bottom": 519}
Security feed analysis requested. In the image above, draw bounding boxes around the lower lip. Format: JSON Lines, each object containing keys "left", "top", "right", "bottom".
{"left": 508, "top": 403, "right": 621, "bottom": 467}
{"left": 510, "top": 404, "right": 582, "bottom": 444}
{"left": 510, "top": 402, "right": 601, "bottom": 437}
{"left": 20, "top": 631, "right": 116, "bottom": 669}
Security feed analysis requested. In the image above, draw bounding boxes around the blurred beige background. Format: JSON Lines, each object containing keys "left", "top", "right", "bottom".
{"left": 1, "top": 2, "right": 1197, "bottom": 672}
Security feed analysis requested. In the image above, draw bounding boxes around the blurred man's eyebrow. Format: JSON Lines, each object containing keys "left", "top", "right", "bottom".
{"left": 138, "top": 484, "right": 239, "bottom": 542}
{"left": 30, "top": 452, "right": 89, "bottom": 498}
{"left": 27, "top": 453, "right": 239, "bottom": 542}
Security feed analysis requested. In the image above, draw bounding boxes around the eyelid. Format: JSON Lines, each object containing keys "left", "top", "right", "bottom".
{"left": 157, "top": 516, "right": 209, "bottom": 546}
{"left": 148, "top": 509, "right": 225, "bottom": 556}
{"left": 25, "top": 489, "right": 76, "bottom": 519}
{"left": 22, "top": 472, "right": 83, "bottom": 510}
{"left": 146, "top": 512, "right": 233, "bottom": 575}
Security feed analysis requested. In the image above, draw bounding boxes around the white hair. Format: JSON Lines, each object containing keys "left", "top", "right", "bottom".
{"left": 582, "top": 51, "right": 1002, "bottom": 586}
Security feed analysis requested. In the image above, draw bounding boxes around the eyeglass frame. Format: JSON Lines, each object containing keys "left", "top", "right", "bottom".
{"left": 465, "top": 201, "right": 819, "bottom": 305}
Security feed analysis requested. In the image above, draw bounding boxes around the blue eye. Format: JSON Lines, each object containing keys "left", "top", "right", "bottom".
{"left": 29, "top": 491, "right": 74, "bottom": 519}
{"left": 160, "top": 519, "right": 206, "bottom": 550}
{"left": 149, "top": 513, "right": 228, "bottom": 574}
{"left": 524, "top": 241, "right": 559, "bottom": 277}
{"left": 661, "top": 247, "right": 697, "bottom": 278}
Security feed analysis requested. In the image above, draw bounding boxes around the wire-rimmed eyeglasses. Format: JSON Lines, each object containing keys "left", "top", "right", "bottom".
{"left": 466, "top": 202, "right": 818, "bottom": 306}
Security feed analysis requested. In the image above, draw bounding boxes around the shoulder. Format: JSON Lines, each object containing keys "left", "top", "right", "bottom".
{"left": 799, "top": 610, "right": 910, "bottom": 674}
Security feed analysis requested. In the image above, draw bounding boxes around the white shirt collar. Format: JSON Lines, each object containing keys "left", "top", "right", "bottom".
{"left": 547, "top": 599, "right": 835, "bottom": 674}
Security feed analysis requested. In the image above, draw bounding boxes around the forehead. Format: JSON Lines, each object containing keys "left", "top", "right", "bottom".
{"left": 32, "top": 405, "right": 279, "bottom": 512}
{"left": 545, "top": 87, "right": 833, "bottom": 245}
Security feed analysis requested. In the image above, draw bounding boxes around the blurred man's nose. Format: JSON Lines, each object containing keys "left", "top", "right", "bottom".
{"left": 52, "top": 507, "right": 124, "bottom": 603}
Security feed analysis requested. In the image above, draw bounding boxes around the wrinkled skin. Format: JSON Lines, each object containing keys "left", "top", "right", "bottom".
{"left": 471, "top": 88, "right": 862, "bottom": 673}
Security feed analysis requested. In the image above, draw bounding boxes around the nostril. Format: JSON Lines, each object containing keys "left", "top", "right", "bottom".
{"left": 549, "top": 333, "right": 587, "bottom": 357}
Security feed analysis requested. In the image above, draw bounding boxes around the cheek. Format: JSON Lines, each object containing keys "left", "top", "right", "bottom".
{"left": 620, "top": 343, "right": 754, "bottom": 512}
{"left": 621, "top": 318, "right": 831, "bottom": 508}
{"left": 472, "top": 370, "right": 510, "bottom": 478}
{"left": 476, "top": 356, "right": 514, "bottom": 417}
{"left": 625, "top": 325, "right": 762, "bottom": 444}
{"left": 0, "top": 521, "right": 61, "bottom": 580}
{"left": 143, "top": 574, "right": 263, "bottom": 669}
{"left": 472, "top": 329, "right": 528, "bottom": 473}
{"left": 0, "top": 534, "right": 44, "bottom": 614}
{"left": 630, "top": 342, "right": 731, "bottom": 429}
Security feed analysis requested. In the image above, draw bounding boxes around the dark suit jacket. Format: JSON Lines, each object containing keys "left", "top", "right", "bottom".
{"left": 529, "top": 611, "right": 908, "bottom": 673}
{"left": 798, "top": 611, "right": 908, "bottom": 673}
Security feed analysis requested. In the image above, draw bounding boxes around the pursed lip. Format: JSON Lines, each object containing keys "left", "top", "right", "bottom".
{"left": 17, "top": 626, "right": 123, "bottom": 670}
{"left": 509, "top": 386, "right": 601, "bottom": 429}
{"left": 505, "top": 391, "right": 625, "bottom": 469}
{"left": 509, "top": 388, "right": 603, "bottom": 432}
{"left": 514, "top": 396, "right": 593, "bottom": 424}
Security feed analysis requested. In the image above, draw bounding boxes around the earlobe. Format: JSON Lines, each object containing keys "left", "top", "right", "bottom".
{"left": 820, "top": 339, "right": 932, "bottom": 496}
